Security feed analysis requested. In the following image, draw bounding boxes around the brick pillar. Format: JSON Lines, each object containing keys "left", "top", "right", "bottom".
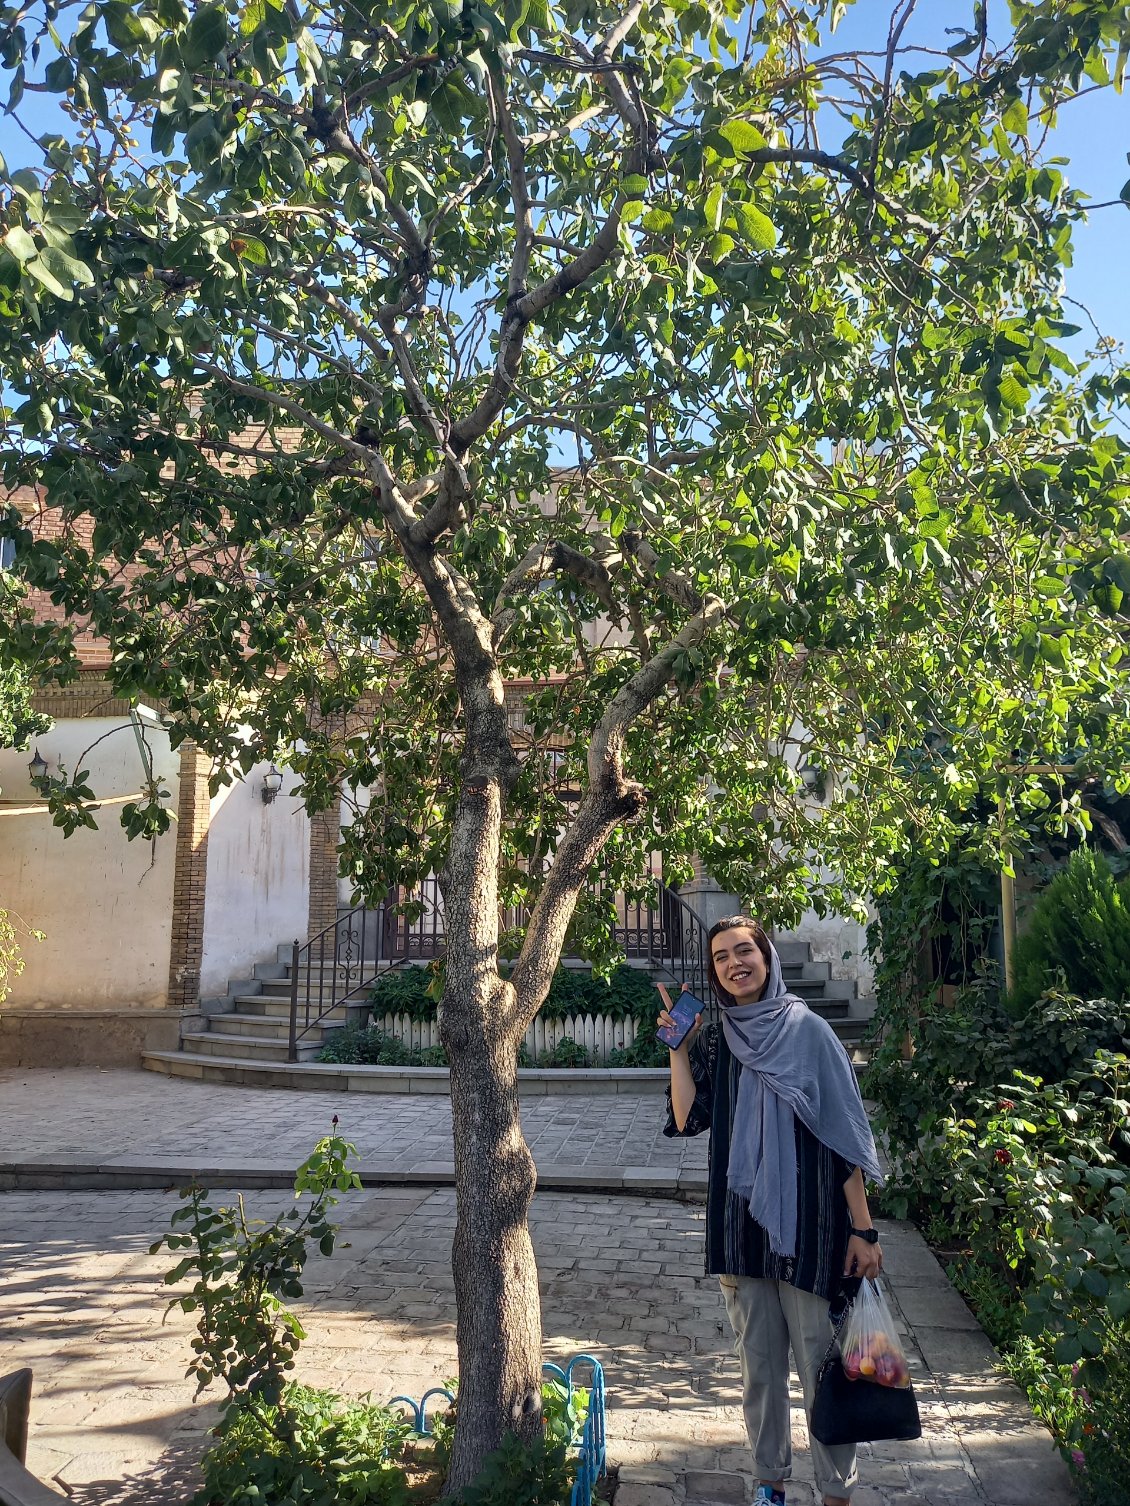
{"left": 167, "top": 742, "right": 211, "bottom": 1009}
{"left": 308, "top": 792, "right": 342, "bottom": 939}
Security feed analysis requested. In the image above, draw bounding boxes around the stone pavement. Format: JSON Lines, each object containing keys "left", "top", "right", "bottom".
{"left": 0, "top": 1068, "right": 706, "bottom": 1194}
{"left": 0, "top": 1069, "right": 1074, "bottom": 1504}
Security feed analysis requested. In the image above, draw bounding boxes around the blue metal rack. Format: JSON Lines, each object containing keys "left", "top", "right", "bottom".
{"left": 391, "top": 1353, "right": 607, "bottom": 1505}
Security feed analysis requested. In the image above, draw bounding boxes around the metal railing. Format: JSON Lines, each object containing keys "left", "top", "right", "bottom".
{"left": 287, "top": 876, "right": 715, "bottom": 1060}
{"left": 287, "top": 905, "right": 395, "bottom": 1061}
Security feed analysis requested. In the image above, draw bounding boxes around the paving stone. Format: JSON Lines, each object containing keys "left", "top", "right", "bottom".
{"left": 682, "top": 1467, "right": 750, "bottom": 1500}
{"left": 617, "top": 1486, "right": 681, "bottom": 1506}
{"left": 0, "top": 1070, "right": 1073, "bottom": 1506}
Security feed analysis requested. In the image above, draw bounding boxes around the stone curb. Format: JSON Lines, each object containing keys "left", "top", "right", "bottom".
{"left": 139, "top": 1052, "right": 870, "bottom": 1093}
{"left": 0, "top": 1156, "right": 709, "bottom": 1200}
{"left": 139, "top": 1051, "right": 675, "bottom": 1095}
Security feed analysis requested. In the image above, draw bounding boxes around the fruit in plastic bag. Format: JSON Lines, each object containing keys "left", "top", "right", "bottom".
{"left": 838, "top": 1278, "right": 912, "bottom": 1389}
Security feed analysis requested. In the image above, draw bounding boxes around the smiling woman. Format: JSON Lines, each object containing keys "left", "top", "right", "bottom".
{"left": 657, "top": 915, "right": 886, "bottom": 1506}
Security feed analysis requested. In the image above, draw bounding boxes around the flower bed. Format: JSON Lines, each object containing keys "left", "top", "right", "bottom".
{"left": 866, "top": 985, "right": 1130, "bottom": 1504}
{"left": 318, "top": 963, "right": 668, "bottom": 1068}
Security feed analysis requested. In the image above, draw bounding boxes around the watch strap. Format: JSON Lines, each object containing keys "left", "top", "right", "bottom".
{"left": 850, "top": 1226, "right": 879, "bottom": 1244}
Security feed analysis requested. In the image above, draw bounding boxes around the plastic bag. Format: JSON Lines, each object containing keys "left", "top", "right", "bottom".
{"left": 839, "top": 1278, "right": 911, "bottom": 1388}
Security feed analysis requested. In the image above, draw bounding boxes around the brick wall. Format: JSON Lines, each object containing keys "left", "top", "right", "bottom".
{"left": 167, "top": 742, "right": 211, "bottom": 1009}
{"left": 30, "top": 672, "right": 139, "bottom": 720}
{"left": 307, "top": 792, "right": 343, "bottom": 939}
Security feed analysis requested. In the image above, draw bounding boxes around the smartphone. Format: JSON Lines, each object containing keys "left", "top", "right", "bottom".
{"left": 656, "top": 990, "right": 707, "bottom": 1050}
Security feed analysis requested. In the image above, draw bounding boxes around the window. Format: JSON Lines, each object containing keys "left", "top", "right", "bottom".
{"left": 0, "top": 538, "right": 14, "bottom": 570}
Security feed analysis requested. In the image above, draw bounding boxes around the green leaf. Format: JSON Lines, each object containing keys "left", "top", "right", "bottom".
{"left": 25, "top": 254, "right": 72, "bottom": 299}
{"left": 719, "top": 119, "right": 768, "bottom": 155}
{"left": 704, "top": 183, "right": 723, "bottom": 231}
{"left": 240, "top": 0, "right": 267, "bottom": 35}
{"left": 731, "top": 201, "right": 778, "bottom": 251}
{"left": 3, "top": 225, "right": 38, "bottom": 265}
{"left": 997, "top": 373, "right": 1028, "bottom": 409}
{"left": 1001, "top": 97, "right": 1029, "bottom": 135}
{"left": 1033, "top": 576, "right": 1064, "bottom": 598}
{"left": 44, "top": 55, "right": 74, "bottom": 91}
{"left": 1053, "top": 1333, "right": 1083, "bottom": 1365}
{"left": 182, "top": 4, "right": 229, "bottom": 66}
{"left": 621, "top": 174, "right": 649, "bottom": 197}
{"left": 640, "top": 207, "right": 673, "bottom": 233}
{"left": 231, "top": 235, "right": 268, "bottom": 265}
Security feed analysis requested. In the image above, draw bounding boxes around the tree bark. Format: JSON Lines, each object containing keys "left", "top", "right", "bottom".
{"left": 442, "top": 1018, "right": 544, "bottom": 1494}
{"left": 438, "top": 691, "right": 544, "bottom": 1496}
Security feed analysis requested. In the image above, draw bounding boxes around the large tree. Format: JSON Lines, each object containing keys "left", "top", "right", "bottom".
{"left": 3, "top": 0, "right": 1130, "bottom": 1488}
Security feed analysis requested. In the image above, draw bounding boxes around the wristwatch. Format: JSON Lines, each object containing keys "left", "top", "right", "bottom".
{"left": 850, "top": 1226, "right": 880, "bottom": 1244}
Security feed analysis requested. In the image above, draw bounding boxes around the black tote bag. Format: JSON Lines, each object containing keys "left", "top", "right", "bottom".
{"left": 810, "top": 1282, "right": 922, "bottom": 1447}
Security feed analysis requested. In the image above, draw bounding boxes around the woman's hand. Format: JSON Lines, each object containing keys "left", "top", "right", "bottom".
{"left": 655, "top": 982, "right": 701, "bottom": 1054}
{"left": 844, "top": 1234, "right": 883, "bottom": 1281}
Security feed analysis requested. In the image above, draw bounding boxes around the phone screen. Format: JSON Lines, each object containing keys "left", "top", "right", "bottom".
{"left": 656, "top": 991, "right": 707, "bottom": 1050}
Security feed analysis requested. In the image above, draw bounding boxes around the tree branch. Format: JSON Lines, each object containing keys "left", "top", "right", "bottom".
{"left": 449, "top": 18, "right": 648, "bottom": 454}
{"left": 745, "top": 147, "right": 935, "bottom": 232}
{"left": 190, "top": 359, "right": 378, "bottom": 462}
{"left": 490, "top": 538, "right": 622, "bottom": 647}
{"left": 508, "top": 591, "right": 726, "bottom": 1027}
{"left": 619, "top": 529, "right": 704, "bottom": 615}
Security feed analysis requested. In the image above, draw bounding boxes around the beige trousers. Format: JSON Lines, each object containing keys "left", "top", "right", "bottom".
{"left": 720, "top": 1275, "right": 858, "bottom": 1500}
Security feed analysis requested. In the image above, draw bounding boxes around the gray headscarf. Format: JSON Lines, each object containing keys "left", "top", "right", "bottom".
{"left": 721, "top": 940, "right": 883, "bottom": 1258}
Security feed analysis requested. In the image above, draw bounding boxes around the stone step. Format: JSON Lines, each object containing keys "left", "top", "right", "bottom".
{"left": 208, "top": 1013, "right": 344, "bottom": 1043}
{"left": 180, "top": 1030, "right": 323, "bottom": 1063}
{"left": 232, "top": 996, "right": 362, "bottom": 1021}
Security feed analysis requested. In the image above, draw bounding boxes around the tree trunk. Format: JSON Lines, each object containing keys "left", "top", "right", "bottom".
{"left": 442, "top": 1026, "right": 544, "bottom": 1494}
{"left": 438, "top": 721, "right": 544, "bottom": 1496}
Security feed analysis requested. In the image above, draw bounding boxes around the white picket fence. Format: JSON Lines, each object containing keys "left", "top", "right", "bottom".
{"left": 372, "top": 1011, "right": 640, "bottom": 1065}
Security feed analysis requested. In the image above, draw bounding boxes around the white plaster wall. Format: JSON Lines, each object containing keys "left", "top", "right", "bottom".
{"left": 199, "top": 762, "right": 310, "bottom": 999}
{"left": 779, "top": 906, "right": 876, "bottom": 996}
{"left": 0, "top": 717, "right": 179, "bottom": 1008}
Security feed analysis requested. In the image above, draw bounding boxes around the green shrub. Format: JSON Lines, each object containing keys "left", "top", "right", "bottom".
{"left": 538, "top": 1038, "right": 592, "bottom": 1069}
{"left": 367, "top": 962, "right": 661, "bottom": 1028}
{"left": 1009, "top": 848, "right": 1130, "bottom": 1015}
{"left": 431, "top": 1376, "right": 591, "bottom": 1506}
{"left": 367, "top": 965, "right": 437, "bottom": 1022}
{"left": 607, "top": 1033, "right": 669, "bottom": 1068}
{"left": 196, "top": 1383, "right": 413, "bottom": 1506}
{"left": 871, "top": 1013, "right": 1130, "bottom": 1500}
{"left": 318, "top": 1025, "right": 439, "bottom": 1066}
{"left": 544, "top": 963, "right": 660, "bottom": 1025}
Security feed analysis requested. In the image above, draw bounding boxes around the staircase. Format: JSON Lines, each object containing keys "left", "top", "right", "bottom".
{"left": 776, "top": 939, "right": 872, "bottom": 1066}
{"left": 142, "top": 932, "right": 873, "bottom": 1084}
{"left": 179, "top": 944, "right": 370, "bottom": 1065}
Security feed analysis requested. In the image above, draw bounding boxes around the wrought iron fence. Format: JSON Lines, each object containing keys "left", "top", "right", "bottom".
{"left": 288, "top": 875, "right": 715, "bottom": 1059}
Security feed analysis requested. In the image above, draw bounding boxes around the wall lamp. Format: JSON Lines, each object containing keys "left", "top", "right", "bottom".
{"left": 261, "top": 764, "right": 284, "bottom": 805}
{"left": 27, "top": 747, "right": 48, "bottom": 784}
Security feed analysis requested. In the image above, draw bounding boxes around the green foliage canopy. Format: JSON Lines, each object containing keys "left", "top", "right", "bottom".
{"left": 2, "top": 0, "right": 1130, "bottom": 935}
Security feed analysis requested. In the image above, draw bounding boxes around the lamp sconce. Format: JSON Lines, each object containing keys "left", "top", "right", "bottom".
{"left": 27, "top": 747, "right": 48, "bottom": 785}
{"left": 798, "top": 758, "right": 828, "bottom": 802}
{"left": 260, "top": 764, "right": 284, "bottom": 805}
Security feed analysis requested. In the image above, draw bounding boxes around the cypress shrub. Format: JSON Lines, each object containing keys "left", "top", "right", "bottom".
{"left": 1008, "top": 847, "right": 1130, "bottom": 1014}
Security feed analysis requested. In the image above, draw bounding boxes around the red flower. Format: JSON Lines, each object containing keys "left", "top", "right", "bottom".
{"left": 994, "top": 1148, "right": 1013, "bottom": 1166}
{"left": 998, "top": 1099, "right": 1015, "bottom": 1111}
